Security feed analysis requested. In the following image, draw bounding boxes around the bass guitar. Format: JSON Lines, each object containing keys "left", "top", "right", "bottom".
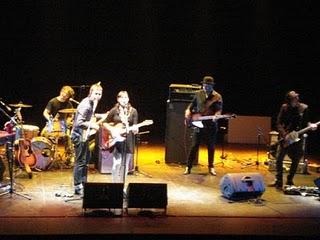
{"left": 102, "top": 119, "right": 153, "bottom": 149}
{"left": 186, "top": 113, "right": 236, "bottom": 128}
{"left": 271, "top": 120, "right": 320, "bottom": 148}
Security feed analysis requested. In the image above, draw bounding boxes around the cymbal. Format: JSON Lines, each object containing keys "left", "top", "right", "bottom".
{"left": 58, "top": 108, "right": 77, "bottom": 114}
{"left": 9, "top": 102, "right": 32, "bottom": 108}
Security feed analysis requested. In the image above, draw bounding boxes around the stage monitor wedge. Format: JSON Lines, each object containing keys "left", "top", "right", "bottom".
{"left": 83, "top": 182, "right": 124, "bottom": 210}
{"left": 126, "top": 183, "right": 167, "bottom": 209}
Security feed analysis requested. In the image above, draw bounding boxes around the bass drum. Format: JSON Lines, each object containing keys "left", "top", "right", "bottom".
{"left": 31, "top": 137, "right": 53, "bottom": 170}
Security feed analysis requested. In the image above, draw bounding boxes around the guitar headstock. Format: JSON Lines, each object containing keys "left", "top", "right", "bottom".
{"left": 142, "top": 119, "right": 154, "bottom": 126}
{"left": 229, "top": 113, "right": 237, "bottom": 119}
{"left": 223, "top": 113, "right": 236, "bottom": 119}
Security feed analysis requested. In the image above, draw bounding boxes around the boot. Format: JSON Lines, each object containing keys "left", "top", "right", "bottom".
{"left": 268, "top": 180, "right": 283, "bottom": 189}
{"left": 209, "top": 167, "right": 217, "bottom": 176}
{"left": 286, "top": 178, "right": 295, "bottom": 186}
{"left": 183, "top": 167, "right": 191, "bottom": 175}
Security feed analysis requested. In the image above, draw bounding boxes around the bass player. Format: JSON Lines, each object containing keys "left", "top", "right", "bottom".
{"left": 269, "top": 90, "right": 317, "bottom": 189}
{"left": 184, "top": 75, "right": 223, "bottom": 176}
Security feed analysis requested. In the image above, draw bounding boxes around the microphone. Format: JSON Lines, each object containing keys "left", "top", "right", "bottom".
{"left": 0, "top": 99, "right": 12, "bottom": 112}
{"left": 69, "top": 98, "right": 80, "bottom": 105}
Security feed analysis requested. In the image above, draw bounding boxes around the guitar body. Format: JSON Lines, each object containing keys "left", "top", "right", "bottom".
{"left": 102, "top": 120, "right": 154, "bottom": 149}
{"left": 14, "top": 138, "right": 37, "bottom": 178}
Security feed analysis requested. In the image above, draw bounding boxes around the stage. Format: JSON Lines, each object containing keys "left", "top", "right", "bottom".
{"left": 1, "top": 143, "right": 320, "bottom": 239}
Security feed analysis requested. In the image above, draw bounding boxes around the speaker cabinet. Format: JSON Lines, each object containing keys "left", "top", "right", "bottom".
{"left": 126, "top": 183, "right": 167, "bottom": 209}
{"left": 82, "top": 182, "right": 124, "bottom": 210}
{"left": 220, "top": 173, "right": 265, "bottom": 200}
{"left": 165, "top": 101, "right": 198, "bottom": 164}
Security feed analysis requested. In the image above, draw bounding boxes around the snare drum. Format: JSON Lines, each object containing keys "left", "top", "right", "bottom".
{"left": 31, "top": 137, "right": 53, "bottom": 170}
{"left": 15, "top": 124, "right": 40, "bottom": 140}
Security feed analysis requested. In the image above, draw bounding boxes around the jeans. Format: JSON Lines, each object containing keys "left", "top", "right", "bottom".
{"left": 112, "top": 147, "right": 133, "bottom": 183}
{"left": 73, "top": 141, "right": 90, "bottom": 187}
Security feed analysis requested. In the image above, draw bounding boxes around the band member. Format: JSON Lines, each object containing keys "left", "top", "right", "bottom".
{"left": 269, "top": 91, "right": 317, "bottom": 189}
{"left": 105, "top": 91, "right": 138, "bottom": 183}
{"left": 71, "top": 82, "right": 103, "bottom": 195}
{"left": 41, "top": 85, "right": 75, "bottom": 137}
{"left": 184, "top": 75, "right": 223, "bottom": 175}
{"left": 40, "top": 85, "right": 76, "bottom": 167}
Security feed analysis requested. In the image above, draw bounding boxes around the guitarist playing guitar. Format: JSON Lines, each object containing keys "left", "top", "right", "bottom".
{"left": 184, "top": 75, "right": 223, "bottom": 176}
{"left": 104, "top": 91, "right": 140, "bottom": 184}
{"left": 269, "top": 91, "right": 317, "bottom": 189}
{"left": 71, "top": 82, "right": 104, "bottom": 195}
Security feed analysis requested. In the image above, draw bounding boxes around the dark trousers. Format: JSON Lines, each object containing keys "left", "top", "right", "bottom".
{"left": 187, "top": 126, "right": 217, "bottom": 169}
{"left": 73, "top": 141, "right": 90, "bottom": 186}
{"left": 275, "top": 141, "right": 304, "bottom": 184}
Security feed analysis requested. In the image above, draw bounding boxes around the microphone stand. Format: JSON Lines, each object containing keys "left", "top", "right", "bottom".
{"left": 215, "top": 126, "right": 233, "bottom": 169}
{"left": 0, "top": 106, "right": 31, "bottom": 200}
{"left": 133, "top": 131, "right": 152, "bottom": 178}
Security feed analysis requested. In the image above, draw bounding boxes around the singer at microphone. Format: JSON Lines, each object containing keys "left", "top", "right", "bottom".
{"left": 69, "top": 98, "right": 80, "bottom": 105}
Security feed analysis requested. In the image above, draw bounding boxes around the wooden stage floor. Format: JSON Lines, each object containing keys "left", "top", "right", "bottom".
{"left": 0, "top": 142, "right": 320, "bottom": 240}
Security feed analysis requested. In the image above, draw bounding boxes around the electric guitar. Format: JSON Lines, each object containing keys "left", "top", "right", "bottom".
{"left": 82, "top": 112, "right": 109, "bottom": 141}
{"left": 103, "top": 119, "right": 153, "bottom": 149}
{"left": 271, "top": 120, "right": 320, "bottom": 148}
{"left": 186, "top": 113, "right": 236, "bottom": 128}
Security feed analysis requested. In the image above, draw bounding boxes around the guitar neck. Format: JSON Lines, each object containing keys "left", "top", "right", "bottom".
{"left": 297, "top": 121, "right": 320, "bottom": 135}
{"left": 128, "top": 122, "right": 149, "bottom": 131}
{"left": 198, "top": 115, "right": 227, "bottom": 121}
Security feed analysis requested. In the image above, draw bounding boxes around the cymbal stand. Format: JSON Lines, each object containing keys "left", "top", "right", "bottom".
{"left": 47, "top": 135, "right": 62, "bottom": 170}
{"left": 0, "top": 136, "right": 31, "bottom": 200}
{"left": 133, "top": 131, "right": 152, "bottom": 178}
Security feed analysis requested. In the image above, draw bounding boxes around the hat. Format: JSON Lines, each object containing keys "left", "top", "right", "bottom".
{"left": 201, "top": 76, "right": 214, "bottom": 85}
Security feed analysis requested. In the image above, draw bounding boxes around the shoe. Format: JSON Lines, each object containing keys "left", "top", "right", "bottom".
{"left": 183, "top": 167, "right": 191, "bottom": 175}
{"left": 268, "top": 181, "right": 283, "bottom": 189}
{"left": 285, "top": 180, "right": 295, "bottom": 186}
{"left": 209, "top": 167, "right": 217, "bottom": 176}
{"left": 74, "top": 188, "right": 83, "bottom": 195}
{"left": 74, "top": 184, "right": 83, "bottom": 195}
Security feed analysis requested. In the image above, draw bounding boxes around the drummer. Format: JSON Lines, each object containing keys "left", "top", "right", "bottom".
{"left": 41, "top": 85, "right": 75, "bottom": 137}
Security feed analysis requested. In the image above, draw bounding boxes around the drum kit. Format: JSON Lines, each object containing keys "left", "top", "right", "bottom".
{"left": 5, "top": 102, "right": 77, "bottom": 175}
